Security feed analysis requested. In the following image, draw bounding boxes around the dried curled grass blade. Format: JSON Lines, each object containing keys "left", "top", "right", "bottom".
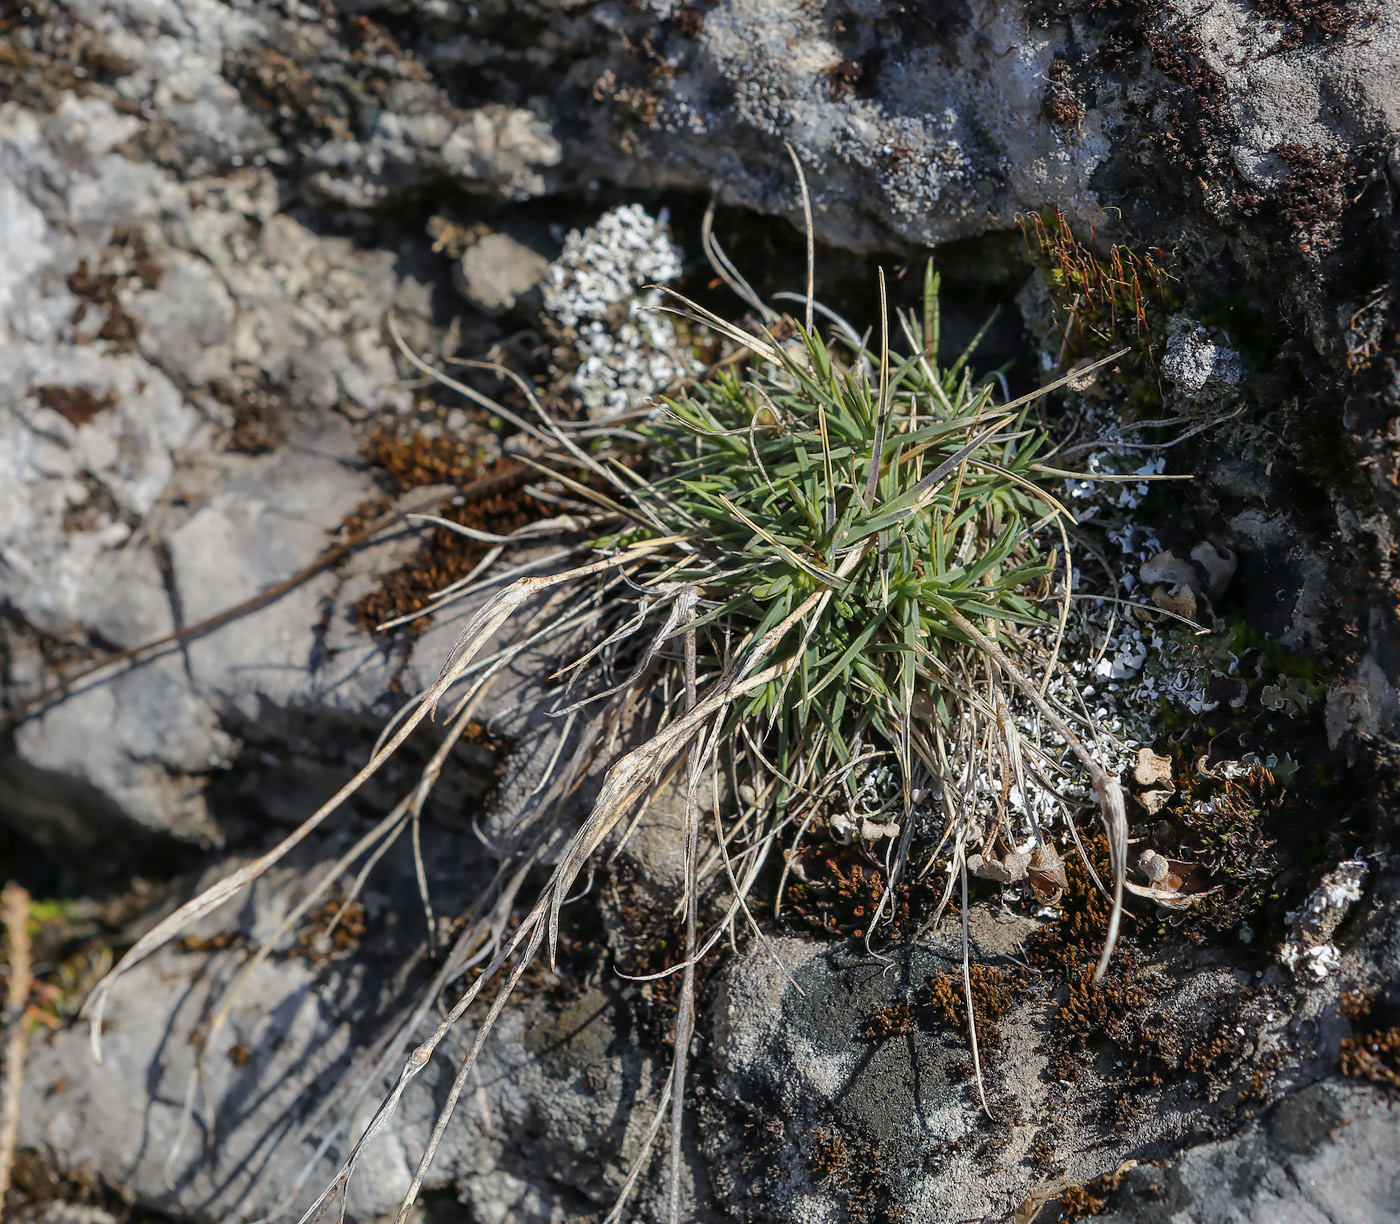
{"left": 82, "top": 545, "right": 670, "bottom": 1061}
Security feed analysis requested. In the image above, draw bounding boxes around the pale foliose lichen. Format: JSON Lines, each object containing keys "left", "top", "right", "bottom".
{"left": 542, "top": 204, "right": 700, "bottom": 417}
{"left": 1280, "top": 858, "right": 1369, "bottom": 982}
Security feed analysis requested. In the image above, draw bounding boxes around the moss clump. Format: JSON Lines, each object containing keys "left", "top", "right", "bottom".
{"left": 1169, "top": 763, "right": 1291, "bottom": 938}
{"left": 782, "top": 837, "right": 937, "bottom": 941}
{"left": 346, "top": 428, "right": 540, "bottom": 635}
{"left": 921, "top": 964, "right": 1017, "bottom": 1057}
{"left": 1339, "top": 990, "right": 1400, "bottom": 1090}
{"left": 1029, "top": 837, "right": 1260, "bottom": 1113}
{"left": 1058, "top": 1179, "right": 1110, "bottom": 1219}
{"left": 860, "top": 1000, "right": 916, "bottom": 1043}
{"left": 1019, "top": 206, "right": 1182, "bottom": 404}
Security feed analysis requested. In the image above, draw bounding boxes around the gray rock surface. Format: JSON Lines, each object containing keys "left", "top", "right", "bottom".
{"left": 1161, "top": 317, "right": 1243, "bottom": 399}
{"left": 4, "top": 0, "right": 1398, "bottom": 848}
{"left": 23, "top": 871, "right": 1399, "bottom": 1224}
{"left": 696, "top": 924, "right": 1346, "bottom": 1223}
{"left": 1096, "top": 1086, "right": 1400, "bottom": 1224}
{"left": 17, "top": 854, "right": 680, "bottom": 1224}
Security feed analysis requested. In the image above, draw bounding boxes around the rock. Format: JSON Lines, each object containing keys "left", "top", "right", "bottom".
{"left": 16, "top": 853, "right": 678, "bottom": 1224}
{"left": 453, "top": 232, "right": 549, "bottom": 316}
{"left": 1096, "top": 1086, "right": 1400, "bottom": 1224}
{"left": 1161, "top": 317, "right": 1244, "bottom": 398}
{"left": 3, "top": 0, "right": 1400, "bottom": 1220}
{"left": 0, "top": 408, "right": 404, "bottom": 850}
{"left": 696, "top": 911, "right": 1348, "bottom": 1223}
{"left": 0, "top": 28, "right": 461, "bottom": 849}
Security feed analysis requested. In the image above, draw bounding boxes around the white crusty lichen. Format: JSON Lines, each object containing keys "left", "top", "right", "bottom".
{"left": 1280, "top": 858, "right": 1369, "bottom": 982}
{"left": 542, "top": 204, "right": 700, "bottom": 417}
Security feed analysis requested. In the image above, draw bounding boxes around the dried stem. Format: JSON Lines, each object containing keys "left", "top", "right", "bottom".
{"left": 0, "top": 882, "right": 33, "bottom": 1206}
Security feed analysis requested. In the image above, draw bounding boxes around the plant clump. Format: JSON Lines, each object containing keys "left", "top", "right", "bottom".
{"left": 347, "top": 427, "right": 540, "bottom": 636}
{"left": 922, "top": 964, "right": 1017, "bottom": 1057}
{"left": 81, "top": 249, "right": 1133, "bottom": 1224}
{"left": 635, "top": 270, "right": 1062, "bottom": 784}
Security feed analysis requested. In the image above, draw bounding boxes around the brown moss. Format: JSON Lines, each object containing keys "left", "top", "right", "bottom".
{"left": 672, "top": 2, "right": 706, "bottom": 38}
{"left": 1027, "top": 834, "right": 1120, "bottom": 976}
{"left": 0, "top": 0, "right": 137, "bottom": 110}
{"left": 223, "top": 9, "right": 430, "bottom": 145}
{"left": 1270, "top": 141, "right": 1371, "bottom": 257}
{"left": 1164, "top": 761, "right": 1302, "bottom": 941}
{"left": 283, "top": 892, "right": 367, "bottom": 961}
{"left": 65, "top": 230, "right": 158, "bottom": 353}
{"left": 1047, "top": 955, "right": 1155, "bottom": 1085}
{"left": 798, "top": 1123, "right": 902, "bottom": 1224}
{"left": 1252, "top": 0, "right": 1379, "bottom": 55}
{"left": 782, "top": 834, "right": 941, "bottom": 941}
{"left": 32, "top": 385, "right": 116, "bottom": 428}
{"left": 1339, "top": 990, "right": 1400, "bottom": 1089}
{"left": 590, "top": 856, "right": 724, "bottom": 1052}
{"left": 179, "top": 930, "right": 246, "bottom": 954}
{"left": 1058, "top": 1160, "right": 1144, "bottom": 1220}
{"left": 824, "top": 55, "right": 862, "bottom": 100}
{"left": 337, "top": 492, "right": 395, "bottom": 543}
{"left": 1, "top": 611, "right": 101, "bottom": 682}
{"left": 224, "top": 381, "right": 287, "bottom": 454}
{"left": 861, "top": 1000, "right": 916, "bottom": 1043}
{"left": 921, "top": 964, "right": 1017, "bottom": 1057}
{"left": 112, "top": 226, "right": 162, "bottom": 290}
{"left": 1026, "top": 836, "right": 1259, "bottom": 1112}
{"left": 1046, "top": 92, "right": 1084, "bottom": 129}
{"left": 1026, "top": 1124, "right": 1062, "bottom": 1170}
{"left": 1058, "top": 1182, "right": 1109, "bottom": 1219}
{"left": 348, "top": 426, "right": 540, "bottom": 636}
{"left": 2, "top": 1149, "right": 142, "bottom": 1224}
{"left": 1098, "top": 30, "right": 1140, "bottom": 70}
{"left": 807, "top": 1126, "right": 850, "bottom": 1184}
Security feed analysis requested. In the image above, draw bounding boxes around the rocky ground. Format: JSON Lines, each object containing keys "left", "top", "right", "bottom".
{"left": 2, "top": 1, "right": 1399, "bottom": 1222}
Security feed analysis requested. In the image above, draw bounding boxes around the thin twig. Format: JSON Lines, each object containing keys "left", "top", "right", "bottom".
{"left": 0, "top": 882, "right": 33, "bottom": 1206}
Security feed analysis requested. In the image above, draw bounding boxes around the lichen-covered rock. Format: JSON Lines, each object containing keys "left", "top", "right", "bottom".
{"left": 5, "top": 0, "right": 1398, "bottom": 844}
{"left": 695, "top": 909, "right": 1348, "bottom": 1223}
{"left": 454, "top": 231, "right": 550, "bottom": 315}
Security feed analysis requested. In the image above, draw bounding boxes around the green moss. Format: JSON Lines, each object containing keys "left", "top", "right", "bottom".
{"left": 1019, "top": 206, "right": 1183, "bottom": 408}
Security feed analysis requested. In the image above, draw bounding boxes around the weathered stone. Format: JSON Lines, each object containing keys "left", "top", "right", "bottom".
{"left": 454, "top": 231, "right": 550, "bottom": 316}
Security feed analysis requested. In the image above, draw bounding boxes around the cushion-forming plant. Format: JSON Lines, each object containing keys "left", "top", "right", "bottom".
{"left": 83, "top": 245, "right": 1130, "bottom": 1224}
